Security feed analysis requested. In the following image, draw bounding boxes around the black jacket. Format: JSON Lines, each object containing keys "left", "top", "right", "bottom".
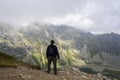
{"left": 46, "top": 44, "right": 59, "bottom": 59}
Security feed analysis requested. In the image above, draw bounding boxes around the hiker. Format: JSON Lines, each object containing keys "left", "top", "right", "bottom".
{"left": 46, "top": 40, "right": 60, "bottom": 75}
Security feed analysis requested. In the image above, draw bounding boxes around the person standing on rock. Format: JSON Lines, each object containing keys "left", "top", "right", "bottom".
{"left": 46, "top": 40, "right": 60, "bottom": 75}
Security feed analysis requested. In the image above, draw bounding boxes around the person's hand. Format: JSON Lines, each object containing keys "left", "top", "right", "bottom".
{"left": 47, "top": 56, "right": 48, "bottom": 59}
{"left": 57, "top": 57, "right": 60, "bottom": 60}
{"left": 58, "top": 58, "right": 60, "bottom": 62}
{"left": 58, "top": 58, "right": 60, "bottom": 60}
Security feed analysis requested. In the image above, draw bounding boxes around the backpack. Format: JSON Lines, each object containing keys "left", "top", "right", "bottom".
{"left": 48, "top": 45, "right": 55, "bottom": 56}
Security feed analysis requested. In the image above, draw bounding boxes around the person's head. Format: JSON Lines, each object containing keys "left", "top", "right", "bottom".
{"left": 50, "top": 40, "right": 54, "bottom": 45}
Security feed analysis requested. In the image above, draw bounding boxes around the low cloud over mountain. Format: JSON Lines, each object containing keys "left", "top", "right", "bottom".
{"left": 0, "top": 22, "right": 120, "bottom": 68}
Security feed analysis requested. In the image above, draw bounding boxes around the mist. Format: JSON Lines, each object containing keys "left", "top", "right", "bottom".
{"left": 0, "top": 0, "right": 120, "bottom": 34}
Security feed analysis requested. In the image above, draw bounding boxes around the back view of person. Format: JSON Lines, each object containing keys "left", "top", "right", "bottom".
{"left": 46, "top": 40, "right": 60, "bottom": 75}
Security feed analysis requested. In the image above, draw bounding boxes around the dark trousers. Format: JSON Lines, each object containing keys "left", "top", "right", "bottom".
{"left": 47, "top": 56, "right": 57, "bottom": 75}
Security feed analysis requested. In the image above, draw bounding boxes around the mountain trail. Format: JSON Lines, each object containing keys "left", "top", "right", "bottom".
{"left": 0, "top": 66, "right": 104, "bottom": 80}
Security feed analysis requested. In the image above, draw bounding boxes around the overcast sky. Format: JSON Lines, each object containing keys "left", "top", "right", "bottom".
{"left": 0, "top": 0, "right": 120, "bottom": 34}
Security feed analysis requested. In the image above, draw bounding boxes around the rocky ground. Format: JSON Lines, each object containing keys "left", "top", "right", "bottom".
{"left": 0, "top": 66, "right": 108, "bottom": 80}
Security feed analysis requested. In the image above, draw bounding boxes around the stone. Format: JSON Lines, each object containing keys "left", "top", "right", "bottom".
{"left": 63, "top": 79, "right": 67, "bottom": 80}
{"left": 97, "top": 73, "right": 102, "bottom": 77}
{"left": 16, "top": 74, "right": 32, "bottom": 80}
{"left": 71, "top": 67, "right": 79, "bottom": 72}
{"left": 81, "top": 75, "right": 89, "bottom": 79}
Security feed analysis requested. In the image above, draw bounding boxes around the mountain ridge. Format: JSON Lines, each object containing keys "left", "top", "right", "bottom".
{"left": 0, "top": 22, "right": 120, "bottom": 68}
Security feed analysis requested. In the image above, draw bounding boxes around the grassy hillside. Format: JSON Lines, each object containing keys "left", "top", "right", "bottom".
{"left": 0, "top": 51, "right": 40, "bottom": 69}
{"left": 0, "top": 52, "right": 19, "bottom": 67}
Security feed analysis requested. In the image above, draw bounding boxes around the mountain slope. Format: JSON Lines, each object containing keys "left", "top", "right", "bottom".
{"left": 0, "top": 22, "right": 120, "bottom": 68}
{"left": 0, "top": 51, "right": 41, "bottom": 70}
{"left": 0, "top": 51, "right": 19, "bottom": 67}
{"left": 86, "top": 33, "right": 120, "bottom": 66}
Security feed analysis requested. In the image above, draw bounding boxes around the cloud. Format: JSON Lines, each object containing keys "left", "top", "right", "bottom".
{"left": 0, "top": 0, "right": 120, "bottom": 33}
{"left": 43, "top": 14, "right": 94, "bottom": 31}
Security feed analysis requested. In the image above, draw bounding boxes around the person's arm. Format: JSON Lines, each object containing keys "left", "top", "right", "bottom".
{"left": 46, "top": 46, "right": 49, "bottom": 59}
{"left": 56, "top": 47, "right": 60, "bottom": 59}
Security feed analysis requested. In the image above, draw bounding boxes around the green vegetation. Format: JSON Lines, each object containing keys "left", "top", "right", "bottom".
{"left": 23, "top": 37, "right": 85, "bottom": 68}
{"left": 0, "top": 51, "right": 40, "bottom": 69}
{"left": 0, "top": 51, "right": 18, "bottom": 67}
